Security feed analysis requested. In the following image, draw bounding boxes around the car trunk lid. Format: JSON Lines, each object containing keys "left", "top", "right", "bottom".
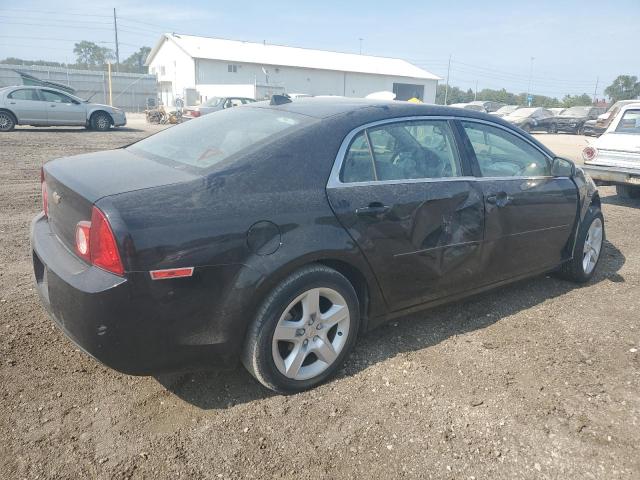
{"left": 43, "top": 148, "right": 199, "bottom": 253}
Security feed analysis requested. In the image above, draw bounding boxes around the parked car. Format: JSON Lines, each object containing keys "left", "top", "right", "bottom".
{"left": 552, "top": 106, "right": 607, "bottom": 134}
{"left": 286, "top": 93, "right": 313, "bottom": 99}
{"left": 584, "top": 100, "right": 637, "bottom": 137}
{"left": 490, "top": 105, "right": 520, "bottom": 117}
{"left": 32, "top": 98, "right": 604, "bottom": 393}
{"left": 449, "top": 102, "right": 487, "bottom": 113}
{"left": 503, "top": 107, "right": 555, "bottom": 132}
{"left": 582, "top": 102, "right": 640, "bottom": 198}
{"left": 549, "top": 108, "right": 566, "bottom": 117}
{"left": 468, "top": 100, "right": 505, "bottom": 112}
{"left": 0, "top": 85, "right": 126, "bottom": 132}
{"left": 184, "top": 96, "right": 256, "bottom": 117}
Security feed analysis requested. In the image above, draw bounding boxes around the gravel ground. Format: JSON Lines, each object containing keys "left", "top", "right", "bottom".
{"left": 1, "top": 119, "right": 638, "bottom": 479}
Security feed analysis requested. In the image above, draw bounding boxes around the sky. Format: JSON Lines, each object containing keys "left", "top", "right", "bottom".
{"left": 0, "top": 0, "right": 638, "bottom": 100}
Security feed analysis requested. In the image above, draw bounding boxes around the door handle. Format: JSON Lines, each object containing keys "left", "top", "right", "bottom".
{"left": 9, "top": 101, "right": 16, "bottom": 105}
{"left": 50, "top": 104, "right": 56, "bottom": 108}
{"left": 486, "top": 192, "right": 510, "bottom": 207}
{"left": 355, "top": 202, "right": 390, "bottom": 216}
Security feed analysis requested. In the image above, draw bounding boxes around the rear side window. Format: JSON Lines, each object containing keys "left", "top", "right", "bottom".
{"left": 614, "top": 109, "right": 640, "bottom": 134}
{"left": 340, "top": 120, "right": 461, "bottom": 182}
{"left": 40, "top": 90, "right": 73, "bottom": 103}
{"left": 8, "top": 89, "right": 39, "bottom": 101}
{"left": 462, "top": 121, "right": 550, "bottom": 177}
{"left": 128, "top": 107, "right": 309, "bottom": 170}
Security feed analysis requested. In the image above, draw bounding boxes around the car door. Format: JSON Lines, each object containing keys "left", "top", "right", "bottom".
{"left": 327, "top": 119, "right": 485, "bottom": 311}
{"left": 535, "top": 109, "right": 554, "bottom": 131}
{"left": 5, "top": 88, "right": 47, "bottom": 124}
{"left": 459, "top": 120, "right": 578, "bottom": 283}
{"left": 39, "top": 89, "right": 86, "bottom": 125}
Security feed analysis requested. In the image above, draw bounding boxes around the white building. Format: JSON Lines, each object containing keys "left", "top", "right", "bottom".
{"left": 145, "top": 34, "right": 440, "bottom": 107}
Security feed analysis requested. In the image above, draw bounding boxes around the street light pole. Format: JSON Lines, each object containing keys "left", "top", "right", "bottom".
{"left": 526, "top": 56, "right": 535, "bottom": 106}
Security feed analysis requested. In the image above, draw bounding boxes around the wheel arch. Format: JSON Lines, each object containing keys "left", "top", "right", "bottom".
{"left": 249, "top": 253, "right": 385, "bottom": 337}
{"left": 89, "top": 109, "right": 114, "bottom": 125}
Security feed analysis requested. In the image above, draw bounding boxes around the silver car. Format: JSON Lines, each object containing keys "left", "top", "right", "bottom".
{"left": 0, "top": 85, "right": 126, "bottom": 132}
{"left": 184, "top": 96, "right": 256, "bottom": 118}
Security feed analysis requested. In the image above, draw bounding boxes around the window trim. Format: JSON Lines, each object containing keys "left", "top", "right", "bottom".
{"left": 327, "top": 115, "right": 554, "bottom": 189}
{"left": 8, "top": 88, "right": 39, "bottom": 101}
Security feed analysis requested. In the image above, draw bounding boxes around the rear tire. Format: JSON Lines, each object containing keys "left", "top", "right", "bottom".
{"left": 557, "top": 206, "right": 604, "bottom": 283}
{"left": 616, "top": 185, "right": 640, "bottom": 199}
{"left": 90, "top": 112, "right": 112, "bottom": 131}
{"left": 242, "top": 264, "right": 360, "bottom": 393}
{"left": 0, "top": 111, "right": 16, "bottom": 132}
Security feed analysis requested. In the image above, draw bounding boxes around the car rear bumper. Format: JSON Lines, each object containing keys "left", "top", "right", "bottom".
{"left": 582, "top": 164, "right": 640, "bottom": 186}
{"left": 31, "top": 213, "right": 249, "bottom": 375}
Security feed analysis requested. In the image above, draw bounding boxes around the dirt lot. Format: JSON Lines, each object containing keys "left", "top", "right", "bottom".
{"left": 1, "top": 119, "right": 638, "bottom": 479}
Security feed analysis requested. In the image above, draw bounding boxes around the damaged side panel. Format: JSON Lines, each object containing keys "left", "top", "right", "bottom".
{"left": 327, "top": 179, "right": 485, "bottom": 311}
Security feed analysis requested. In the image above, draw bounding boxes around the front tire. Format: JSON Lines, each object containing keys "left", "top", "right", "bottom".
{"left": 0, "top": 111, "right": 16, "bottom": 132}
{"left": 90, "top": 112, "right": 112, "bottom": 131}
{"left": 557, "top": 206, "right": 604, "bottom": 283}
{"left": 242, "top": 264, "right": 360, "bottom": 393}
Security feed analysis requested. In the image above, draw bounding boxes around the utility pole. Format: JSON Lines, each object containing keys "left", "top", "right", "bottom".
{"left": 526, "top": 56, "right": 535, "bottom": 106}
{"left": 113, "top": 8, "right": 120, "bottom": 73}
{"left": 474, "top": 80, "right": 478, "bottom": 101}
{"left": 444, "top": 54, "right": 451, "bottom": 105}
{"left": 359, "top": 38, "right": 363, "bottom": 55}
{"left": 593, "top": 76, "right": 599, "bottom": 104}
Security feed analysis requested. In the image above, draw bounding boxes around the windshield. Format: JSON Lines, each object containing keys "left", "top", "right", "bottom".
{"left": 496, "top": 105, "right": 518, "bottom": 114}
{"left": 128, "top": 106, "right": 310, "bottom": 170}
{"left": 561, "top": 106, "right": 591, "bottom": 116}
{"left": 509, "top": 108, "right": 537, "bottom": 118}
{"left": 203, "top": 97, "right": 222, "bottom": 107}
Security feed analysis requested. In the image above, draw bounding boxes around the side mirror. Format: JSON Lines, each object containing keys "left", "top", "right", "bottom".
{"left": 551, "top": 157, "right": 575, "bottom": 177}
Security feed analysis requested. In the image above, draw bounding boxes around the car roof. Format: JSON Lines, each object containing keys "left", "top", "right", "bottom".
{"left": 248, "top": 97, "right": 514, "bottom": 122}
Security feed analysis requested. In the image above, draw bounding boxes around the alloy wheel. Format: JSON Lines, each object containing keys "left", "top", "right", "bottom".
{"left": 96, "top": 116, "right": 110, "bottom": 130}
{"left": 0, "top": 113, "right": 12, "bottom": 130}
{"left": 272, "top": 287, "right": 350, "bottom": 381}
{"left": 583, "top": 218, "right": 603, "bottom": 275}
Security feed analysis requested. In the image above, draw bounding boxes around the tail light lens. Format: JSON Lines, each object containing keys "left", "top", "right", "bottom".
{"left": 191, "top": 110, "right": 201, "bottom": 117}
{"left": 74, "top": 206, "right": 124, "bottom": 276}
{"left": 41, "top": 167, "right": 48, "bottom": 217}
{"left": 582, "top": 146, "right": 597, "bottom": 162}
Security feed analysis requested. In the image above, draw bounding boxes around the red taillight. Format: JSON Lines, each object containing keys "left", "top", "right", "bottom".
{"left": 191, "top": 109, "right": 201, "bottom": 117}
{"left": 582, "top": 146, "right": 597, "bottom": 162}
{"left": 74, "top": 206, "right": 124, "bottom": 276}
{"left": 41, "top": 167, "right": 48, "bottom": 217}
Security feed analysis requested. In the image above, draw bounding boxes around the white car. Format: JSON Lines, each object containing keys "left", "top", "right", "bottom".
{"left": 582, "top": 102, "right": 640, "bottom": 198}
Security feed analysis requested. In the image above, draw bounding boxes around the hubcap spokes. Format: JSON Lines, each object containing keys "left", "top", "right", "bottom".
{"left": 583, "top": 218, "right": 603, "bottom": 274}
{"left": 272, "top": 287, "right": 350, "bottom": 381}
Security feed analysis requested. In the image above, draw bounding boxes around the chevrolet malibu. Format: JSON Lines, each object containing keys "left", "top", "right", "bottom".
{"left": 32, "top": 98, "right": 605, "bottom": 393}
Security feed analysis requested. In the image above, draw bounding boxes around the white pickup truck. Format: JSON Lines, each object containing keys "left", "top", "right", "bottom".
{"left": 582, "top": 102, "right": 640, "bottom": 198}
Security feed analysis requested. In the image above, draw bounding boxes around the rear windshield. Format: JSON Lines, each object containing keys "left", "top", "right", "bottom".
{"left": 614, "top": 109, "right": 640, "bottom": 134}
{"left": 128, "top": 106, "right": 310, "bottom": 170}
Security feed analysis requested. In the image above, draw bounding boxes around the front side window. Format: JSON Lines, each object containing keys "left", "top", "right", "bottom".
{"left": 340, "top": 120, "right": 461, "bottom": 183}
{"left": 462, "top": 122, "right": 551, "bottom": 177}
{"left": 614, "top": 109, "right": 640, "bottom": 134}
{"left": 8, "top": 89, "right": 39, "bottom": 101}
{"left": 40, "top": 90, "right": 73, "bottom": 103}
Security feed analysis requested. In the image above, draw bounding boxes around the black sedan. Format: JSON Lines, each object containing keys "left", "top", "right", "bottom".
{"left": 553, "top": 106, "right": 607, "bottom": 134}
{"left": 32, "top": 98, "right": 605, "bottom": 393}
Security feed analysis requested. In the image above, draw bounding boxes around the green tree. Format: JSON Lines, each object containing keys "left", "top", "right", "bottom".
{"left": 562, "top": 94, "right": 593, "bottom": 107}
{"left": 604, "top": 75, "right": 640, "bottom": 102}
{"left": 122, "top": 46, "right": 151, "bottom": 73}
{"left": 73, "top": 41, "right": 114, "bottom": 69}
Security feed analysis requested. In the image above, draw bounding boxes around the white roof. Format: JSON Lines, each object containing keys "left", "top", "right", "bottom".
{"left": 147, "top": 34, "right": 440, "bottom": 81}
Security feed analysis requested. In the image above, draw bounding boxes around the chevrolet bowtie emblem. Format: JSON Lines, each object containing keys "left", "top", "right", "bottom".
{"left": 52, "top": 191, "right": 62, "bottom": 205}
